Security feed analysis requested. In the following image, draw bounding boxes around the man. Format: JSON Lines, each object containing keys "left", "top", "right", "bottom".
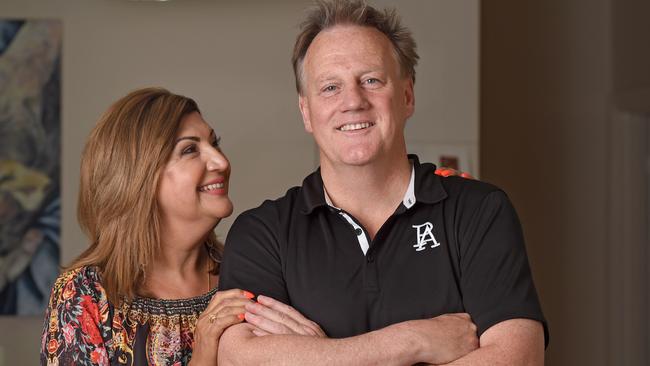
{"left": 218, "top": 0, "right": 547, "bottom": 364}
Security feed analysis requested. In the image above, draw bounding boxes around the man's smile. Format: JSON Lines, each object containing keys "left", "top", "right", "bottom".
{"left": 336, "top": 121, "right": 375, "bottom": 132}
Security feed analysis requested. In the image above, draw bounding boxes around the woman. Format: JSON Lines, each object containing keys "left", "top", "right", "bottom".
{"left": 40, "top": 88, "right": 323, "bottom": 366}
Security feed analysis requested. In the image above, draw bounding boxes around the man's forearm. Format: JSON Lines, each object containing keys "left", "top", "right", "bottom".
{"left": 441, "top": 319, "right": 545, "bottom": 366}
{"left": 218, "top": 322, "right": 423, "bottom": 366}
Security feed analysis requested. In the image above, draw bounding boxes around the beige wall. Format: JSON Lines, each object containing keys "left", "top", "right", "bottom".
{"left": 0, "top": 0, "right": 479, "bottom": 364}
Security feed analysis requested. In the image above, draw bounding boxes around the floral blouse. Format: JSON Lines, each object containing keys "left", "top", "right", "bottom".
{"left": 40, "top": 266, "right": 217, "bottom": 365}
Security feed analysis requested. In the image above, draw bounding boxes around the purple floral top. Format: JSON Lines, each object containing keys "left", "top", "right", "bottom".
{"left": 40, "top": 266, "right": 217, "bottom": 365}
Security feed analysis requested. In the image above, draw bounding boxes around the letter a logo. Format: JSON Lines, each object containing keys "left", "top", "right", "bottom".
{"left": 412, "top": 222, "right": 441, "bottom": 251}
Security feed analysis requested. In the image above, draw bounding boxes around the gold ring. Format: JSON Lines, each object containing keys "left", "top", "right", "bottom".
{"left": 208, "top": 313, "right": 218, "bottom": 323}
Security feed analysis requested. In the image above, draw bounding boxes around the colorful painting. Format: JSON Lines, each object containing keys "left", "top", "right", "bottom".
{"left": 0, "top": 19, "right": 61, "bottom": 315}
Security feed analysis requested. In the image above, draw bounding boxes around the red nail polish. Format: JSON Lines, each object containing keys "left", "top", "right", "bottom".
{"left": 237, "top": 313, "right": 245, "bottom": 320}
{"left": 243, "top": 291, "right": 255, "bottom": 299}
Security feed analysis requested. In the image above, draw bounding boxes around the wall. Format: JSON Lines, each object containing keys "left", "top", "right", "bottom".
{"left": 0, "top": 0, "right": 479, "bottom": 364}
{"left": 482, "top": 0, "right": 648, "bottom": 365}
{"left": 613, "top": 0, "right": 650, "bottom": 113}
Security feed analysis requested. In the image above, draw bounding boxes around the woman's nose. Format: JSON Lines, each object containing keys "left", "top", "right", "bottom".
{"left": 206, "top": 148, "right": 229, "bottom": 172}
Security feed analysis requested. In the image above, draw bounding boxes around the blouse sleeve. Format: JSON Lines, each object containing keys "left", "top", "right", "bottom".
{"left": 40, "top": 267, "right": 113, "bottom": 366}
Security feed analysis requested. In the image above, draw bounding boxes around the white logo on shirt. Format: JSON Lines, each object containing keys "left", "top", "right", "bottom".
{"left": 412, "top": 222, "right": 441, "bottom": 251}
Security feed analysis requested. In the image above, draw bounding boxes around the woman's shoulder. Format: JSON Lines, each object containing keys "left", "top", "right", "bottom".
{"left": 49, "top": 265, "right": 107, "bottom": 307}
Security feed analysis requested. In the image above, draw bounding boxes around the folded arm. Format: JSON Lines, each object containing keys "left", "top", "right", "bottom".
{"left": 441, "top": 318, "right": 544, "bottom": 366}
{"left": 218, "top": 322, "right": 420, "bottom": 366}
{"left": 217, "top": 297, "right": 478, "bottom": 366}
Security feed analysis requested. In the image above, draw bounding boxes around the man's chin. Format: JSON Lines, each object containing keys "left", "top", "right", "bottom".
{"left": 333, "top": 153, "right": 376, "bottom": 167}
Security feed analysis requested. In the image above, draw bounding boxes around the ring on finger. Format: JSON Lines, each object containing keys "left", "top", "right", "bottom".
{"left": 209, "top": 313, "right": 218, "bottom": 323}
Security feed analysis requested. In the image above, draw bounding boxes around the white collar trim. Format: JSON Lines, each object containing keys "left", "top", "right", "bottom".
{"left": 323, "top": 163, "right": 416, "bottom": 210}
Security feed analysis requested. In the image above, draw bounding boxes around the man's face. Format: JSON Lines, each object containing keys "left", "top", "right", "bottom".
{"left": 298, "top": 25, "right": 414, "bottom": 168}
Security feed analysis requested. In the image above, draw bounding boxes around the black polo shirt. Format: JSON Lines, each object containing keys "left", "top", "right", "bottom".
{"left": 220, "top": 155, "right": 548, "bottom": 344}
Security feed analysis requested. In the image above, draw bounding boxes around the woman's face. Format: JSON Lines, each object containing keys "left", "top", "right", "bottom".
{"left": 157, "top": 112, "right": 233, "bottom": 228}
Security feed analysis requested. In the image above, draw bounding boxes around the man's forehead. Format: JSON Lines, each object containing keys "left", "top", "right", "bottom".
{"left": 303, "top": 25, "right": 396, "bottom": 75}
{"left": 307, "top": 25, "right": 391, "bottom": 55}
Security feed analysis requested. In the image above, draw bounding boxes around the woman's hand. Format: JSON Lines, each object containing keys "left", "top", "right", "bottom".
{"left": 243, "top": 295, "right": 326, "bottom": 337}
{"left": 189, "top": 289, "right": 255, "bottom": 366}
{"left": 435, "top": 167, "right": 474, "bottom": 179}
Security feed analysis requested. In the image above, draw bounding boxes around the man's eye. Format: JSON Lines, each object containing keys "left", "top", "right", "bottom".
{"left": 323, "top": 85, "right": 337, "bottom": 92}
{"left": 364, "top": 78, "right": 380, "bottom": 85}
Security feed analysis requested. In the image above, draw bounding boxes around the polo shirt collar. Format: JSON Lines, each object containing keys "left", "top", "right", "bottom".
{"left": 299, "top": 168, "right": 328, "bottom": 215}
{"left": 408, "top": 154, "right": 448, "bottom": 205}
{"left": 298, "top": 154, "right": 447, "bottom": 215}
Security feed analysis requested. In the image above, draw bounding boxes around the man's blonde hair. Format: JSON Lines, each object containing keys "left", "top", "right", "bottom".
{"left": 291, "top": 0, "right": 419, "bottom": 94}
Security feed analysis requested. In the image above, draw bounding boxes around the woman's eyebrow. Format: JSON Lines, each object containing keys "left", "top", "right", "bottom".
{"left": 174, "top": 136, "right": 200, "bottom": 145}
{"left": 174, "top": 129, "right": 215, "bottom": 145}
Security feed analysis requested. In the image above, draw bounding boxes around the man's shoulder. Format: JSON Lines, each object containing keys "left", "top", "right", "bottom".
{"left": 237, "top": 185, "right": 303, "bottom": 220}
{"left": 441, "top": 174, "right": 501, "bottom": 196}
{"left": 431, "top": 174, "right": 521, "bottom": 233}
{"left": 229, "top": 183, "right": 312, "bottom": 239}
{"left": 413, "top": 157, "right": 505, "bottom": 206}
{"left": 434, "top": 173, "right": 511, "bottom": 211}
{"left": 235, "top": 168, "right": 323, "bottom": 224}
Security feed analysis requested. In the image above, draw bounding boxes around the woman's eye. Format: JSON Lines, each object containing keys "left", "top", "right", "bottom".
{"left": 212, "top": 136, "right": 221, "bottom": 148}
{"left": 182, "top": 144, "right": 197, "bottom": 155}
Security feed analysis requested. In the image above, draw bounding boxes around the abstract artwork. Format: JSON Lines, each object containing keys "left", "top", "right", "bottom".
{"left": 0, "top": 19, "right": 61, "bottom": 315}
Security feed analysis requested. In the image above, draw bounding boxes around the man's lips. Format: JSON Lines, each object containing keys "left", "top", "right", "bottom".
{"left": 336, "top": 121, "right": 375, "bottom": 132}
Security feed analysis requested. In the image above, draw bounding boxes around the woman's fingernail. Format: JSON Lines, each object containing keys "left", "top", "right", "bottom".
{"left": 237, "top": 313, "right": 245, "bottom": 320}
{"left": 243, "top": 291, "right": 255, "bottom": 299}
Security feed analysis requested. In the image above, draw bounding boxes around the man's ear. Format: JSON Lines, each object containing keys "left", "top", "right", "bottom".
{"left": 298, "top": 95, "right": 313, "bottom": 133}
{"left": 404, "top": 78, "right": 415, "bottom": 119}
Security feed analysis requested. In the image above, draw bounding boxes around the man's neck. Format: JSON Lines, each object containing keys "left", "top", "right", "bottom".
{"left": 321, "top": 154, "right": 412, "bottom": 239}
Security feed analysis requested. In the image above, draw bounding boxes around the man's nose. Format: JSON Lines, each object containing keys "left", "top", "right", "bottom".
{"left": 341, "top": 84, "right": 369, "bottom": 112}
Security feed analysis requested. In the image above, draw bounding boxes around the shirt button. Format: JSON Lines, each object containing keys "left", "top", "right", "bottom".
{"left": 367, "top": 254, "right": 374, "bottom": 262}
{"left": 355, "top": 228, "right": 363, "bottom": 236}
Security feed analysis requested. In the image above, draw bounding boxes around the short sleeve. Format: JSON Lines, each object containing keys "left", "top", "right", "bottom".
{"left": 40, "top": 267, "right": 112, "bottom": 365}
{"left": 458, "top": 190, "right": 549, "bottom": 345}
{"left": 219, "top": 209, "right": 289, "bottom": 303}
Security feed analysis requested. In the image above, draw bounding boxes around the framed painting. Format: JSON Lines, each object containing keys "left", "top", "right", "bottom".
{"left": 0, "top": 19, "right": 61, "bottom": 315}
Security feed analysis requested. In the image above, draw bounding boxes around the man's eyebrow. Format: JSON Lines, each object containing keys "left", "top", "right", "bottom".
{"left": 316, "top": 75, "right": 337, "bottom": 83}
{"left": 174, "top": 130, "right": 215, "bottom": 145}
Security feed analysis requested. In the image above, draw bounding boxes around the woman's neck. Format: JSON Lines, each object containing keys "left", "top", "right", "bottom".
{"left": 140, "top": 226, "right": 217, "bottom": 299}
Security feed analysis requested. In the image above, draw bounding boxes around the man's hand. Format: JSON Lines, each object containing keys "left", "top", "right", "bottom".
{"left": 399, "top": 313, "right": 479, "bottom": 365}
{"left": 244, "top": 294, "right": 326, "bottom": 337}
{"left": 244, "top": 298, "right": 477, "bottom": 364}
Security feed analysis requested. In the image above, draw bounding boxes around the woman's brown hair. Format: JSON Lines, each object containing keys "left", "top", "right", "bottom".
{"left": 68, "top": 87, "right": 223, "bottom": 305}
